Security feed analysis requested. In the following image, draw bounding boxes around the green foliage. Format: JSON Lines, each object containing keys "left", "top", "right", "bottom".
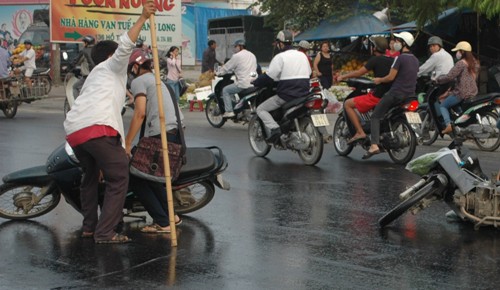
{"left": 457, "top": 0, "right": 500, "bottom": 18}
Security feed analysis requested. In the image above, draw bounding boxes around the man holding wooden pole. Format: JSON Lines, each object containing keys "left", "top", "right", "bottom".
{"left": 63, "top": 1, "right": 158, "bottom": 244}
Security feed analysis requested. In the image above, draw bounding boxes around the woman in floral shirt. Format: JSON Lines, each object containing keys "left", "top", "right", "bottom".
{"left": 436, "top": 41, "right": 479, "bottom": 134}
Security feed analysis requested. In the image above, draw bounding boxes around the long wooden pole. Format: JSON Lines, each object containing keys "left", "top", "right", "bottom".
{"left": 148, "top": 13, "right": 178, "bottom": 247}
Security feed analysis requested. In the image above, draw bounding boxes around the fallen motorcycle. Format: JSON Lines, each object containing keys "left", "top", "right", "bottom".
{"left": 248, "top": 93, "right": 330, "bottom": 165}
{"left": 379, "top": 137, "right": 500, "bottom": 229}
{"left": 0, "top": 143, "right": 229, "bottom": 220}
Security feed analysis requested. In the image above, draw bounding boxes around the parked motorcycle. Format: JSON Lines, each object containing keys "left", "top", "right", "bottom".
{"left": 248, "top": 93, "right": 330, "bottom": 165}
{"left": 205, "top": 73, "right": 270, "bottom": 128}
{"left": 0, "top": 143, "right": 229, "bottom": 220}
{"left": 333, "top": 77, "right": 419, "bottom": 164}
{"left": 379, "top": 138, "right": 500, "bottom": 229}
{"left": 423, "top": 81, "right": 500, "bottom": 151}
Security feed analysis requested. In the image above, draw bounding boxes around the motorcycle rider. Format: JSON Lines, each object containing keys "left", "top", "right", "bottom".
{"left": 71, "top": 35, "right": 96, "bottom": 98}
{"left": 365, "top": 32, "right": 419, "bottom": 159}
{"left": 336, "top": 36, "right": 394, "bottom": 144}
{"left": 254, "top": 30, "right": 311, "bottom": 142}
{"left": 417, "top": 36, "right": 454, "bottom": 79}
{"left": 217, "top": 39, "right": 257, "bottom": 118}
{"left": 11, "top": 39, "right": 36, "bottom": 91}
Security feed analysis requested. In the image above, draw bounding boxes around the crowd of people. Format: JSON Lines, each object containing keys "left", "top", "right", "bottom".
{"left": 56, "top": 0, "right": 500, "bottom": 244}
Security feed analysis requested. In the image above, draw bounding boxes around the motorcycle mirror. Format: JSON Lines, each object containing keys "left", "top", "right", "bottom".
{"left": 250, "top": 72, "right": 257, "bottom": 78}
{"left": 62, "top": 52, "right": 68, "bottom": 61}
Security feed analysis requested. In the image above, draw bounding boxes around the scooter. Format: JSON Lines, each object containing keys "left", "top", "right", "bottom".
{"left": 205, "top": 73, "right": 271, "bottom": 128}
{"left": 0, "top": 143, "right": 229, "bottom": 220}
{"left": 332, "top": 77, "right": 419, "bottom": 164}
{"left": 424, "top": 81, "right": 500, "bottom": 151}
{"left": 248, "top": 92, "right": 330, "bottom": 165}
{"left": 379, "top": 137, "right": 500, "bottom": 229}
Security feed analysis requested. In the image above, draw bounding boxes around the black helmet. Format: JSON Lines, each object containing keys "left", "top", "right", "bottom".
{"left": 24, "top": 40, "right": 32, "bottom": 45}
{"left": 369, "top": 36, "right": 388, "bottom": 53}
{"left": 136, "top": 38, "right": 144, "bottom": 48}
{"left": 82, "top": 35, "right": 95, "bottom": 45}
{"left": 233, "top": 39, "right": 246, "bottom": 47}
{"left": 276, "top": 30, "right": 293, "bottom": 44}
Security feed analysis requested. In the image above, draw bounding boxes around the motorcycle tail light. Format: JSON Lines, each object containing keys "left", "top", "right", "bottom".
{"left": 403, "top": 100, "right": 419, "bottom": 112}
{"left": 310, "top": 81, "right": 320, "bottom": 88}
{"left": 305, "top": 98, "right": 324, "bottom": 110}
{"left": 493, "top": 97, "right": 500, "bottom": 105}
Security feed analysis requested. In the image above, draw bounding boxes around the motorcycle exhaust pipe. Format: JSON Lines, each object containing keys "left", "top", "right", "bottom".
{"left": 399, "top": 178, "right": 427, "bottom": 200}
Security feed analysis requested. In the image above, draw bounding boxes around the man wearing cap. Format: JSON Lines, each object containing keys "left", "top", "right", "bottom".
{"left": 12, "top": 40, "right": 36, "bottom": 90}
{"left": 216, "top": 39, "right": 257, "bottom": 118}
{"left": 418, "top": 36, "right": 454, "bottom": 79}
{"left": 336, "top": 36, "right": 394, "bottom": 144}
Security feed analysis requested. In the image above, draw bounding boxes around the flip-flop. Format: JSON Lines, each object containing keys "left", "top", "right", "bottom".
{"left": 95, "top": 233, "right": 132, "bottom": 244}
{"left": 141, "top": 224, "right": 170, "bottom": 233}
{"left": 81, "top": 231, "right": 94, "bottom": 238}
{"left": 347, "top": 135, "right": 366, "bottom": 145}
{"left": 362, "top": 149, "right": 381, "bottom": 159}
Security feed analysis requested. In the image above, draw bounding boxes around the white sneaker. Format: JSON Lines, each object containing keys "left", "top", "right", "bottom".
{"left": 223, "top": 112, "right": 235, "bottom": 118}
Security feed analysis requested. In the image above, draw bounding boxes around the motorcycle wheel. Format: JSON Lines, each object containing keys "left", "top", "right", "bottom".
{"left": 174, "top": 181, "right": 215, "bottom": 215}
{"left": 473, "top": 111, "right": 500, "bottom": 152}
{"left": 420, "top": 110, "right": 439, "bottom": 146}
{"left": 298, "top": 117, "right": 324, "bottom": 165}
{"left": 205, "top": 98, "right": 226, "bottom": 128}
{"left": 37, "top": 76, "right": 52, "bottom": 95}
{"left": 379, "top": 180, "right": 437, "bottom": 228}
{"left": 333, "top": 116, "right": 354, "bottom": 156}
{"left": 0, "top": 183, "right": 61, "bottom": 220}
{"left": 2, "top": 92, "right": 18, "bottom": 118}
{"left": 387, "top": 119, "right": 417, "bottom": 164}
{"left": 248, "top": 115, "right": 271, "bottom": 157}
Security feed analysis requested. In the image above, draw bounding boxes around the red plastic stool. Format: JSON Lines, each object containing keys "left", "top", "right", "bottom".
{"left": 189, "top": 100, "right": 204, "bottom": 112}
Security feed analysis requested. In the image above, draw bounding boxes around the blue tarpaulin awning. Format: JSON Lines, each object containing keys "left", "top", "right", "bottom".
{"left": 295, "top": 14, "right": 391, "bottom": 41}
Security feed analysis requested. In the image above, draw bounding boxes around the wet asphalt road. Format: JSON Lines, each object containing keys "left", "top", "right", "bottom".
{"left": 0, "top": 95, "right": 499, "bottom": 290}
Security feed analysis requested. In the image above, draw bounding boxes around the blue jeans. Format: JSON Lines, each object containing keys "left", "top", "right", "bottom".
{"left": 222, "top": 83, "right": 244, "bottom": 113}
{"left": 167, "top": 79, "right": 180, "bottom": 102}
{"left": 439, "top": 95, "right": 461, "bottom": 125}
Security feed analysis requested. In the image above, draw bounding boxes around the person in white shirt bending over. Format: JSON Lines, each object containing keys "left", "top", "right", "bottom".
{"left": 418, "top": 36, "right": 454, "bottom": 79}
{"left": 217, "top": 39, "right": 257, "bottom": 118}
{"left": 63, "top": 2, "right": 157, "bottom": 244}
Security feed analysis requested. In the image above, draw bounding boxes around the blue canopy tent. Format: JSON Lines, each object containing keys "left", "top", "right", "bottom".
{"left": 295, "top": 14, "right": 391, "bottom": 41}
{"left": 390, "top": 8, "right": 460, "bottom": 36}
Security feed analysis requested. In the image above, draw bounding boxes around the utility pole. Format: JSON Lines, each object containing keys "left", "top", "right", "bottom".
{"left": 52, "top": 43, "right": 61, "bottom": 86}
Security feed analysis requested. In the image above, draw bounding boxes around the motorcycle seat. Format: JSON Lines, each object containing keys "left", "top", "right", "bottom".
{"left": 33, "top": 68, "right": 50, "bottom": 75}
{"left": 179, "top": 148, "right": 216, "bottom": 176}
{"left": 461, "top": 93, "right": 500, "bottom": 108}
{"left": 237, "top": 87, "right": 259, "bottom": 98}
{"left": 282, "top": 94, "right": 314, "bottom": 110}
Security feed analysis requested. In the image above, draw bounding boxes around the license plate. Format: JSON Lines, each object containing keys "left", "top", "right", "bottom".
{"left": 311, "top": 114, "right": 330, "bottom": 127}
{"left": 405, "top": 112, "right": 422, "bottom": 124}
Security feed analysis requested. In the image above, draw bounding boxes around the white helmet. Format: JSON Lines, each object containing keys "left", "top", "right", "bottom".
{"left": 393, "top": 32, "right": 414, "bottom": 47}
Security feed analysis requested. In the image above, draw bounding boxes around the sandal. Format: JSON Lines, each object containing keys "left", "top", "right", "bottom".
{"left": 141, "top": 224, "right": 171, "bottom": 233}
{"left": 81, "top": 231, "right": 94, "bottom": 238}
{"left": 95, "top": 233, "right": 132, "bottom": 244}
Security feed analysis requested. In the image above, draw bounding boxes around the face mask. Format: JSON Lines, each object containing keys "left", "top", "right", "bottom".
{"left": 393, "top": 42, "right": 403, "bottom": 51}
{"left": 233, "top": 46, "right": 241, "bottom": 53}
{"left": 456, "top": 52, "right": 462, "bottom": 60}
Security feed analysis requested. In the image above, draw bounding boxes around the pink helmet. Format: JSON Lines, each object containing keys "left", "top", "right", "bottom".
{"left": 129, "top": 49, "right": 150, "bottom": 66}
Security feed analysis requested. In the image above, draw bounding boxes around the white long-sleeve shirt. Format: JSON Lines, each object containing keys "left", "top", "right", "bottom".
{"left": 418, "top": 48, "right": 454, "bottom": 79}
{"left": 218, "top": 49, "right": 257, "bottom": 88}
{"left": 64, "top": 33, "right": 134, "bottom": 147}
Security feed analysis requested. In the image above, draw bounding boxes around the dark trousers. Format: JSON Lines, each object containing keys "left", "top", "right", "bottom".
{"left": 370, "top": 90, "right": 408, "bottom": 145}
{"left": 130, "top": 176, "right": 170, "bottom": 227}
{"left": 73, "top": 136, "right": 129, "bottom": 240}
{"left": 319, "top": 75, "right": 333, "bottom": 89}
